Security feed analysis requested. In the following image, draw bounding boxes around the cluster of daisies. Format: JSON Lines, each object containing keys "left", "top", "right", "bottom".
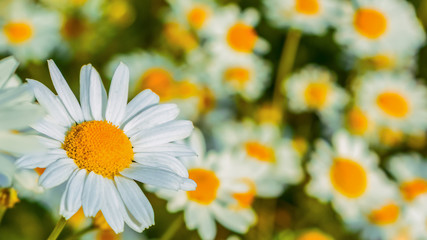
{"left": 2, "top": 0, "right": 427, "bottom": 240}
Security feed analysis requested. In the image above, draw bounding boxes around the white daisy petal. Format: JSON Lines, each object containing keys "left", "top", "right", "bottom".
{"left": 134, "top": 153, "right": 189, "bottom": 177}
{"left": 39, "top": 158, "right": 77, "bottom": 188}
{"left": 211, "top": 204, "right": 248, "bottom": 234}
{"left": 35, "top": 136, "right": 61, "bottom": 149}
{"left": 48, "top": 60, "right": 84, "bottom": 123}
{"left": 82, "top": 171, "right": 104, "bottom": 217}
{"left": 0, "top": 103, "right": 45, "bottom": 130}
{"left": 123, "top": 89, "right": 159, "bottom": 124}
{"left": 133, "top": 142, "right": 196, "bottom": 157}
{"left": 100, "top": 179, "right": 125, "bottom": 233}
{"left": 106, "top": 62, "right": 129, "bottom": 125}
{"left": 31, "top": 118, "right": 66, "bottom": 142}
{"left": 198, "top": 209, "right": 216, "bottom": 240}
{"left": 121, "top": 163, "right": 196, "bottom": 191}
{"left": 60, "top": 169, "right": 87, "bottom": 219}
{"left": 79, "top": 64, "right": 93, "bottom": 121}
{"left": 131, "top": 120, "right": 194, "bottom": 148}
{"left": 89, "top": 68, "right": 107, "bottom": 121}
{"left": 0, "top": 85, "right": 32, "bottom": 108}
{"left": 16, "top": 150, "right": 66, "bottom": 168}
{"left": 0, "top": 56, "right": 19, "bottom": 88}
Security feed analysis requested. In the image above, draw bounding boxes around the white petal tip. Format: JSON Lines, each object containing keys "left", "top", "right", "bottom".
{"left": 180, "top": 179, "right": 197, "bottom": 191}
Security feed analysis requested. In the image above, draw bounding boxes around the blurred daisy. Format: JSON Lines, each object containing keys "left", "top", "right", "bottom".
{"left": 334, "top": 0, "right": 425, "bottom": 58}
{"left": 345, "top": 106, "right": 375, "bottom": 139}
{"left": 0, "top": 56, "right": 45, "bottom": 195}
{"left": 285, "top": 65, "right": 349, "bottom": 125}
{"left": 205, "top": 5, "right": 269, "bottom": 56}
{"left": 208, "top": 54, "right": 271, "bottom": 101}
{"left": 150, "top": 129, "right": 257, "bottom": 240}
{"left": 0, "top": 0, "right": 61, "bottom": 63}
{"left": 264, "top": 0, "right": 341, "bottom": 35}
{"left": 296, "top": 229, "right": 334, "bottom": 240}
{"left": 214, "top": 120, "right": 303, "bottom": 191}
{"left": 306, "top": 131, "right": 390, "bottom": 221}
{"left": 355, "top": 71, "right": 427, "bottom": 133}
{"left": 16, "top": 60, "right": 196, "bottom": 233}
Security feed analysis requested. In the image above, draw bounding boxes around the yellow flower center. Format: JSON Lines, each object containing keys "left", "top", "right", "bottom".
{"left": 297, "top": 230, "right": 333, "bottom": 240}
{"left": 187, "top": 6, "right": 209, "bottom": 29}
{"left": 304, "top": 82, "right": 330, "bottom": 109}
{"left": 376, "top": 92, "right": 409, "bottom": 118}
{"left": 63, "top": 120, "right": 134, "bottom": 179}
{"left": 379, "top": 127, "right": 404, "bottom": 147}
{"left": 187, "top": 168, "right": 220, "bottom": 205}
{"left": 400, "top": 178, "right": 427, "bottom": 201}
{"left": 3, "top": 22, "right": 33, "bottom": 44}
{"left": 245, "top": 141, "right": 275, "bottom": 163}
{"left": 347, "top": 107, "right": 369, "bottom": 135}
{"left": 138, "top": 68, "right": 174, "bottom": 101}
{"left": 354, "top": 8, "right": 387, "bottom": 39}
{"left": 163, "top": 22, "right": 198, "bottom": 52}
{"left": 197, "top": 87, "right": 216, "bottom": 114}
{"left": 232, "top": 178, "right": 256, "bottom": 209}
{"left": 330, "top": 158, "right": 367, "bottom": 198}
{"left": 175, "top": 80, "right": 199, "bottom": 99}
{"left": 368, "top": 203, "right": 400, "bottom": 226}
{"left": 256, "top": 104, "right": 283, "bottom": 125}
{"left": 295, "top": 0, "right": 320, "bottom": 15}
{"left": 226, "top": 22, "right": 258, "bottom": 53}
{"left": 224, "top": 67, "right": 251, "bottom": 90}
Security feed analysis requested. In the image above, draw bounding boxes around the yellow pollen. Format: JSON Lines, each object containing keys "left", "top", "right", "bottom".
{"left": 377, "top": 92, "right": 409, "bottom": 118}
{"left": 138, "top": 68, "right": 174, "bottom": 101}
{"left": 368, "top": 203, "right": 400, "bottom": 226}
{"left": 354, "top": 8, "right": 387, "bottom": 39}
{"left": 330, "top": 158, "right": 367, "bottom": 198}
{"left": 62, "top": 120, "right": 133, "bottom": 179}
{"left": 304, "top": 82, "right": 330, "bottom": 109}
{"left": 347, "top": 107, "right": 369, "bottom": 135}
{"left": 400, "top": 178, "right": 427, "bottom": 201}
{"left": 297, "top": 230, "right": 333, "bottom": 240}
{"left": 187, "top": 168, "right": 220, "bottom": 205}
{"left": 226, "top": 22, "right": 258, "bottom": 53}
{"left": 245, "top": 141, "right": 276, "bottom": 163}
{"left": 3, "top": 22, "right": 33, "bottom": 44}
{"left": 187, "top": 6, "right": 209, "bottom": 29}
{"left": 232, "top": 178, "right": 256, "bottom": 209}
{"left": 224, "top": 67, "right": 251, "bottom": 90}
{"left": 295, "top": 0, "right": 320, "bottom": 15}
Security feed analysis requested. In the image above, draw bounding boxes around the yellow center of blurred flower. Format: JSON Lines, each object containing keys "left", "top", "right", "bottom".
{"left": 295, "top": 0, "right": 320, "bottom": 15}
{"left": 63, "top": 121, "right": 133, "bottom": 179}
{"left": 256, "top": 104, "right": 283, "bottom": 125}
{"left": 368, "top": 203, "right": 400, "bottom": 225}
{"left": 187, "top": 168, "right": 220, "bottom": 205}
{"left": 139, "top": 68, "right": 174, "bottom": 100}
{"left": 164, "top": 22, "right": 198, "bottom": 52}
{"left": 224, "top": 67, "right": 251, "bottom": 89}
{"left": 379, "top": 127, "right": 404, "bottom": 147}
{"left": 347, "top": 107, "right": 369, "bottom": 135}
{"left": 376, "top": 92, "right": 409, "bottom": 118}
{"left": 3, "top": 22, "right": 33, "bottom": 44}
{"left": 297, "top": 230, "right": 333, "bottom": 240}
{"left": 245, "top": 141, "right": 275, "bottom": 163}
{"left": 233, "top": 178, "right": 256, "bottom": 209}
{"left": 176, "top": 80, "right": 199, "bottom": 99}
{"left": 187, "top": 6, "right": 209, "bottom": 29}
{"left": 226, "top": 22, "right": 258, "bottom": 52}
{"left": 369, "top": 54, "right": 395, "bottom": 70}
{"left": 198, "top": 87, "right": 216, "bottom": 114}
{"left": 330, "top": 158, "right": 367, "bottom": 198}
{"left": 354, "top": 8, "right": 387, "bottom": 39}
{"left": 0, "top": 188, "right": 19, "bottom": 209}
{"left": 304, "top": 82, "right": 330, "bottom": 109}
{"left": 400, "top": 178, "right": 427, "bottom": 201}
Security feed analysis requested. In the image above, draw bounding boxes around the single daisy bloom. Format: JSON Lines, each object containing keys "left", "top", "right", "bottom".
{"left": 264, "top": 0, "right": 342, "bottom": 35}
{"left": 355, "top": 71, "right": 427, "bottom": 133}
{"left": 334, "top": 0, "right": 425, "bottom": 58}
{"left": 345, "top": 106, "right": 376, "bottom": 139}
{"left": 285, "top": 65, "right": 349, "bottom": 125}
{"left": 149, "top": 129, "right": 257, "bottom": 240}
{"left": 0, "top": 56, "right": 45, "bottom": 195}
{"left": 207, "top": 53, "right": 271, "bottom": 101}
{"left": 214, "top": 120, "right": 303, "bottom": 191}
{"left": 306, "top": 131, "right": 390, "bottom": 222}
{"left": 16, "top": 60, "right": 196, "bottom": 233}
{"left": 0, "top": 0, "right": 61, "bottom": 63}
{"left": 204, "top": 4, "right": 269, "bottom": 56}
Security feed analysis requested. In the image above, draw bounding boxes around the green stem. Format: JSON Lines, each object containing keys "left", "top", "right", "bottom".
{"left": 273, "top": 29, "right": 302, "bottom": 111}
{"left": 159, "top": 215, "right": 183, "bottom": 240}
{"left": 418, "top": 0, "right": 427, "bottom": 27}
{"left": 66, "top": 225, "right": 95, "bottom": 240}
{"left": 0, "top": 206, "right": 6, "bottom": 224}
{"left": 47, "top": 217, "right": 68, "bottom": 240}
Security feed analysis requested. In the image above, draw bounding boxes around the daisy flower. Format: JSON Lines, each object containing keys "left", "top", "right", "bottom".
{"left": 214, "top": 120, "right": 303, "bottom": 191}
{"left": 334, "top": 0, "right": 425, "bottom": 58}
{"left": 16, "top": 60, "right": 196, "bottom": 233}
{"left": 344, "top": 106, "right": 376, "bottom": 139}
{"left": 0, "top": 0, "right": 61, "bottom": 63}
{"left": 0, "top": 56, "right": 45, "bottom": 195}
{"left": 355, "top": 71, "right": 427, "bottom": 133}
{"left": 264, "top": 0, "right": 342, "bottom": 35}
{"left": 149, "top": 129, "right": 257, "bottom": 240}
{"left": 306, "top": 131, "right": 390, "bottom": 222}
{"left": 204, "top": 4, "right": 269, "bottom": 56}
{"left": 207, "top": 53, "right": 271, "bottom": 101}
{"left": 285, "top": 65, "right": 349, "bottom": 125}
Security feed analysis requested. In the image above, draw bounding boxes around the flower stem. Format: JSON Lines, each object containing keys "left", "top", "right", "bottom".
{"left": 160, "top": 215, "right": 183, "bottom": 240}
{"left": 0, "top": 206, "right": 6, "bottom": 224}
{"left": 48, "top": 217, "right": 68, "bottom": 240}
{"left": 273, "top": 29, "right": 301, "bottom": 111}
